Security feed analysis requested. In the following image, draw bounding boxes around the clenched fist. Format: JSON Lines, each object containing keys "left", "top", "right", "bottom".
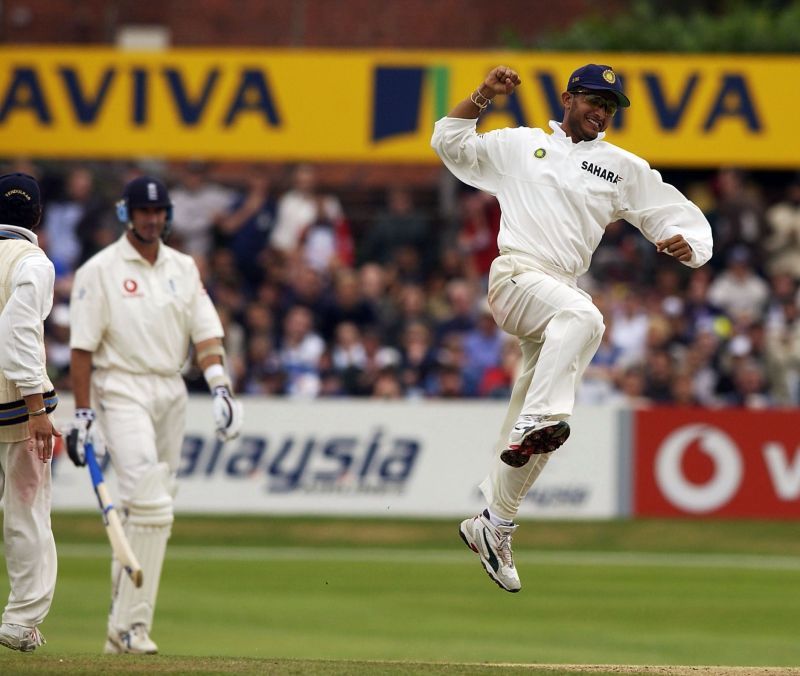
{"left": 481, "top": 66, "right": 522, "bottom": 98}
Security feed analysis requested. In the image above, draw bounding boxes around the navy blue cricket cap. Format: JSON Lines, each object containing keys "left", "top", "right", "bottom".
{"left": 0, "top": 172, "right": 41, "bottom": 209}
{"left": 122, "top": 175, "right": 171, "bottom": 209}
{"left": 0, "top": 172, "right": 42, "bottom": 229}
{"left": 567, "top": 64, "right": 630, "bottom": 108}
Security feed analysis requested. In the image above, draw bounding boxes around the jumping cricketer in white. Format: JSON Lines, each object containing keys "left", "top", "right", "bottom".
{"left": 67, "top": 176, "right": 243, "bottom": 653}
{"left": 432, "top": 64, "right": 713, "bottom": 592}
{"left": 0, "top": 173, "right": 61, "bottom": 652}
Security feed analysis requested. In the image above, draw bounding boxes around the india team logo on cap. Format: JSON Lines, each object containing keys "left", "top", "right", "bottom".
{"left": 602, "top": 69, "right": 616, "bottom": 84}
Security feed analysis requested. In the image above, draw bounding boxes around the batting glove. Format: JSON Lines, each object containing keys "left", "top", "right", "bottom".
{"left": 65, "top": 408, "right": 106, "bottom": 466}
{"left": 212, "top": 386, "right": 243, "bottom": 441}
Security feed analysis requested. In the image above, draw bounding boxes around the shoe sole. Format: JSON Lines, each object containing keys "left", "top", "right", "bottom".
{"left": 0, "top": 638, "right": 39, "bottom": 652}
{"left": 459, "top": 524, "right": 520, "bottom": 593}
{"left": 500, "top": 421, "right": 571, "bottom": 468}
{"left": 500, "top": 420, "right": 570, "bottom": 467}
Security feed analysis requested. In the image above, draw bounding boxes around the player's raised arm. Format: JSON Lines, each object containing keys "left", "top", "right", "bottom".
{"left": 446, "top": 65, "right": 521, "bottom": 119}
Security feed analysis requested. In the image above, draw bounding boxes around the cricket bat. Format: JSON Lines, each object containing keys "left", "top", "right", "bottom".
{"left": 84, "top": 440, "right": 144, "bottom": 588}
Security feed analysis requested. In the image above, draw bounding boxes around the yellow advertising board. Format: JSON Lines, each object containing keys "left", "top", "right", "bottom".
{"left": 0, "top": 47, "right": 797, "bottom": 167}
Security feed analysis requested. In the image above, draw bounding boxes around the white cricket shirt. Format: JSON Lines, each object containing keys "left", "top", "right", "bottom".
{"left": 431, "top": 117, "right": 713, "bottom": 278}
{"left": 70, "top": 234, "right": 223, "bottom": 375}
{"left": 0, "top": 224, "right": 55, "bottom": 395}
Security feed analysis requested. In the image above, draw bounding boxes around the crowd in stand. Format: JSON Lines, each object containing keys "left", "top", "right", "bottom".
{"left": 7, "top": 157, "right": 800, "bottom": 409}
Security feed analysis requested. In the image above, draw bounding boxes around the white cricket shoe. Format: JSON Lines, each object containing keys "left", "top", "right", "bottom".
{"left": 0, "top": 623, "right": 46, "bottom": 652}
{"left": 501, "top": 415, "right": 570, "bottom": 467}
{"left": 459, "top": 510, "right": 521, "bottom": 592}
{"left": 105, "top": 623, "right": 158, "bottom": 654}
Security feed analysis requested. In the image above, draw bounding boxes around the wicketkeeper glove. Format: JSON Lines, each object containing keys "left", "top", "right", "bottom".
{"left": 212, "top": 386, "right": 243, "bottom": 441}
{"left": 65, "top": 408, "right": 106, "bottom": 467}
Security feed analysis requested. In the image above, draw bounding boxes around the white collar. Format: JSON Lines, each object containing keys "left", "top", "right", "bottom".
{"left": 548, "top": 120, "right": 606, "bottom": 144}
{"left": 0, "top": 223, "right": 38, "bottom": 245}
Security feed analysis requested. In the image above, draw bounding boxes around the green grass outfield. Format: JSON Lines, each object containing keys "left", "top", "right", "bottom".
{"left": 1, "top": 515, "right": 799, "bottom": 675}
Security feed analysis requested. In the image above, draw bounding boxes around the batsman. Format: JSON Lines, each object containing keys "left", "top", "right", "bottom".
{"left": 66, "top": 176, "right": 244, "bottom": 654}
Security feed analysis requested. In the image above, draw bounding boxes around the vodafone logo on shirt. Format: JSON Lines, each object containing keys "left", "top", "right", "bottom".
{"left": 122, "top": 278, "right": 143, "bottom": 297}
{"left": 634, "top": 409, "right": 800, "bottom": 518}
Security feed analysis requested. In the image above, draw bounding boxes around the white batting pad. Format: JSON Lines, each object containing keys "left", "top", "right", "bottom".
{"left": 108, "top": 463, "right": 174, "bottom": 633}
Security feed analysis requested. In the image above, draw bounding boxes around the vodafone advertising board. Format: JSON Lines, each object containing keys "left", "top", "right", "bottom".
{"left": 634, "top": 409, "right": 800, "bottom": 518}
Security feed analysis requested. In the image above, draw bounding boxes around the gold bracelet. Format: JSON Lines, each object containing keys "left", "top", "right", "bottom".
{"left": 28, "top": 407, "right": 47, "bottom": 417}
{"left": 470, "top": 89, "right": 493, "bottom": 110}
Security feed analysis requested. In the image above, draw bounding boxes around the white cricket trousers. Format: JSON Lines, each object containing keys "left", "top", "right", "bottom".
{"left": 479, "top": 253, "right": 605, "bottom": 521}
{"left": 92, "top": 369, "right": 186, "bottom": 503}
{"left": 0, "top": 439, "right": 57, "bottom": 627}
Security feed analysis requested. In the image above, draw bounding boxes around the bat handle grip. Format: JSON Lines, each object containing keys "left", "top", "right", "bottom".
{"left": 85, "top": 442, "right": 104, "bottom": 487}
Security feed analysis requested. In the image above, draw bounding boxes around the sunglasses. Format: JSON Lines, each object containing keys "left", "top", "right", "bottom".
{"left": 570, "top": 89, "right": 618, "bottom": 117}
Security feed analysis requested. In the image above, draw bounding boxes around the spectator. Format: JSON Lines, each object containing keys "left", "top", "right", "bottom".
{"left": 278, "top": 261, "right": 326, "bottom": 319}
{"left": 609, "top": 365, "right": 652, "bottom": 408}
{"left": 435, "top": 278, "right": 478, "bottom": 342}
{"left": 318, "top": 350, "right": 346, "bottom": 397}
{"left": 358, "top": 263, "right": 397, "bottom": 334}
{"left": 707, "top": 246, "right": 770, "bottom": 324}
{"left": 610, "top": 287, "right": 649, "bottom": 367}
{"left": 578, "top": 316, "right": 622, "bottom": 404}
{"left": 318, "top": 268, "right": 378, "bottom": 342}
{"left": 216, "top": 170, "right": 276, "bottom": 293}
{"left": 42, "top": 166, "right": 108, "bottom": 276}
{"left": 331, "top": 321, "right": 367, "bottom": 393}
{"left": 270, "top": 164, "right": 346, "bottom": 259}
{"left": 682, "top": 267, "right": 719, "bottom": 341}
{"left": 590, "top": 220, "right": 652, "bottom": 286}
{"left": 356, "top": 327, "right": 401, "bottom": 396}
{"left": 462, "top": 300, "right": 504, "bottom": 391}
{"left": 278, "top": 305, "right": 325, "bottom": 397}
{"left": 359, "top": 185, "right": 430, "bottom": 267}
{"left": 706, "top": 167, "right": 769, "bottom": 271}
{"left": 456, "top": 188, "right": 500, "bottom": 283}
{"left": 725, "top": 358, "right": 772, "bottom": 408}
{"left": 241, "top": 333, "right": 283, "bottom": 395}
{"left": 685, "top": 323, "right": 726, "bottom": 406}
{"left": 371, "top": 368, "right": 405, "bottom": 399}
{"left": 764, "top": 177, "right": 800, "bottom": 280}
{"left": 479, "top": 335, "right": 521, "bottom": 399}
{"left": 764, "top": 300, "right": 800, "bottom": 405}
{"left": 668, "top": 369, "right": 702, "bottom": 406}
{"left": 170, "top": 161, "right": 234, "bottom": 259}
{"left": 397, "top": 320, "right": 437, "bottom": 398}
{"left": 383, "top": 282, "right": 432, "bottom": 346}
{"left": 430, "top": 363, "right": 468, "bottom": 398}
{"left": 643, "top": 349, "right": 675, "bottom": 403}
{"left": 764, "top": 272, "right": 798, "bottom": 330}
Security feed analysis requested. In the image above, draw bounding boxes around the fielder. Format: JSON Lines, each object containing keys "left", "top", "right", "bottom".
{"left": 66, "top": 176, "right": 243, "bottom": 653}
{"left": 431, "top": 65, "right": 713, "bottom": 592}
{"left": 0, "top": 173, "right": 60, "bottom": 652}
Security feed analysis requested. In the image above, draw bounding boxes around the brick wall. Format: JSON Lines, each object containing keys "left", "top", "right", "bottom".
{"left": 1, "top": 0, "right": 622, "bottom": 47}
